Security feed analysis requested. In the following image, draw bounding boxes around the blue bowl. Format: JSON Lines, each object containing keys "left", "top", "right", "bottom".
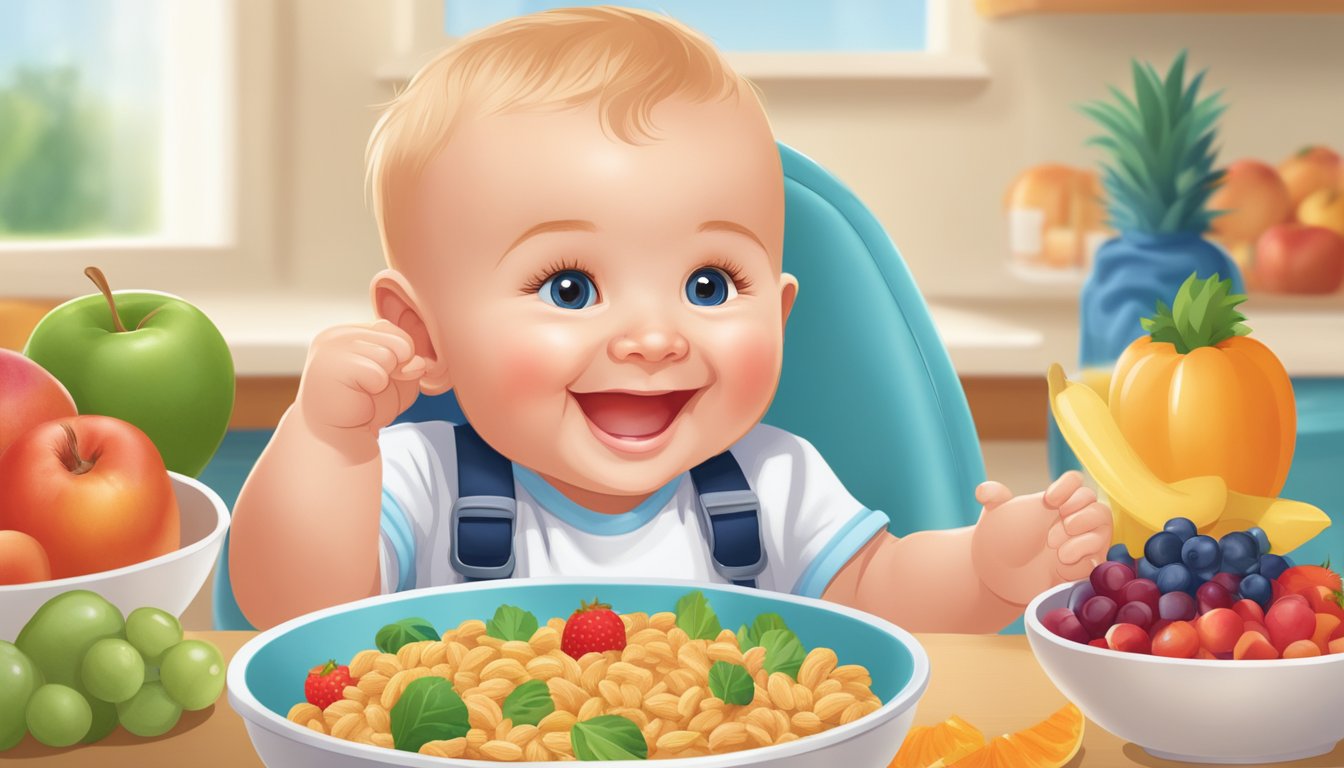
{"left": 228, "top": 578, "right": 929, "bottom": 767}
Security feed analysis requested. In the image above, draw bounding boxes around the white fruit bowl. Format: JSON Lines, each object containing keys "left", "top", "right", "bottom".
{"left": 0, "top": 472, "right": 228, "bottom": 641}
{"left": 228, "top": 578, "right": 930, "bottom": 768}
{"left": 1027, "top": 581, "right": 1344, "bottom": 764}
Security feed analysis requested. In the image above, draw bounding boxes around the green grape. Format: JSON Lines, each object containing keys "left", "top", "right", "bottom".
{"left": 0, "top": 641, "right": 42, "bottom": 750}
{"left": 81, "top": 638, "right": 145, "bottom": 704}
{"left": 83, "top": 699, "right": 120, "bottom": 744}
{"left": 116, "top": 682, "right": 182, "bottom": 738}
{"left": 160, "top": 640, "right": 225, "bottom": 711}
{"left": 25, "top": 684, "right": 92, "bottom": 748}
{"left": 125, "top": 608, "right": 182, "bottom": 665}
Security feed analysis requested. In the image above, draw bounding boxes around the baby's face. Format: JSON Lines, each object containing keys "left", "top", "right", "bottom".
{"left": 388, "top": 96, "right": 792, "bottom": 498}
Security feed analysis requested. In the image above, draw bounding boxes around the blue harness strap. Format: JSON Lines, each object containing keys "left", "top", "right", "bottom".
{"left": 688, "top": 451, "right": 767, "bottom": 589}
{"left": 450, "top": 424, "right": 517, "bottom": 581}
{"left": 449, "top": 426, "right": 765, "bottom": 588}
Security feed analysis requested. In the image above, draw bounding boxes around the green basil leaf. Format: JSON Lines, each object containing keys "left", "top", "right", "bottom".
{"left": 737, "top": 624, "right": 755, "bottom": 652}
{"left": 707, "top": 661, "right": 754, "bottom": 706}
{"left": 502, "top": 679, "right": 554, "bottom": 727}
{"left": 389, "top": 677, "right": 468, "bottom": 752}
{"left": 737, "top": 614, "right": 790, "bottom": 652}
{"left": 486, "top": 605, "right": 539, "bottom": 642}
{"left": 674, "top": 590, "right": 721, "bottom": 641}
{"left": 375, "top": 617, "right": 440, "bottom": 654}
{"left": 571, "top": 714, "right": 648, "bottom": 760}
{"left": 760, "top": 628, "right": 806, "bottom": 680}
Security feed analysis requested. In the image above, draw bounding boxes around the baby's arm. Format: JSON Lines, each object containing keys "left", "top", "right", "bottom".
{"left": 229, "top": 321, "right": 424, "bottom": 629}
{"left": 823, "top": 528, "right": 1022, "bottom": 633}
{"left": 824, "top": 473, "right": 1110, "bottom": 633}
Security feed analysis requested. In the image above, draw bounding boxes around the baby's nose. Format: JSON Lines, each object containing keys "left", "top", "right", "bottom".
{"left": 609, "top": 327, "right": 689, "bottom": 363}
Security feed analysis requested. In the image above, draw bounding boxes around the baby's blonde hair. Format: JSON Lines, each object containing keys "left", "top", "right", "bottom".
{"left": 367, "top": 5, "right": 759, "bottom": 268}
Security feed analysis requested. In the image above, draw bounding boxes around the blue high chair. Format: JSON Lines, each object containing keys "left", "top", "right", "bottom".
{"left": 213, "top": 143, "right": 994, "bottom": 629}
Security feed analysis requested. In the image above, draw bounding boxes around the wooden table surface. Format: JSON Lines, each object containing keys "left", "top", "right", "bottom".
{"left": 9, "top": 632, "right": 1344, "bottom": 767}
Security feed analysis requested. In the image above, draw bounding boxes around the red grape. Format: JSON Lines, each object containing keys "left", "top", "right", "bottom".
{"left": 1090, "top": 562, "right": 1135, "bottom": 600}
{"left": 1042, "top": 607, "right": 1074, "bottom": 635}
{"left": 1119, "top": 579, "right": 1160, "bottom": 612}
{"left": 1158, "top": 591, "right": 1196, "bottom": 621}
{"left": 1079, "top": 596, "right": 1118, "bottom": 638}
{"left": 1196, "top": 581, "right": 1233, "bottom": 614}
{"left": 1115, "top": 600, "right": 1154, "bottom": 631}
{"left": 1056, "top": 613, "right": 1090, "bottom": 644}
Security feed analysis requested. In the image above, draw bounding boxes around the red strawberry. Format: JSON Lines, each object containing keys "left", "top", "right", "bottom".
{"left": 305, "top": 660, "right": 356, "bottom": 709}
{"left": 561, "top": 598, "right": 627, "bottom": 658}
{"left": 1278, "top": 565, "right": 1343, "bottom": 597}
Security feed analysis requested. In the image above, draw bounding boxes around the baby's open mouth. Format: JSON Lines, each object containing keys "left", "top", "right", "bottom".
{"left": 570, "top": 389, "right": 699, "bottom": 441}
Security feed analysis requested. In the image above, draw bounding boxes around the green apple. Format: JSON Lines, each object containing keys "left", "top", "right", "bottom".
{"left": 24, "top": 267, "right": 234, "bottom": 477}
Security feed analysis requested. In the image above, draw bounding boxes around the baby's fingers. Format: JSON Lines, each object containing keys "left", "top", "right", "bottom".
{"left": 976, "top": 481, "right": 1013, "bottom": 511}
{"left": 1057, "top": 556, "right": 1100, "bottom": 583}
{"left": 390, "top": 355, "right": 427, "bottom": 381}
{"left": 338, "top": 355, "right": 391, "bottom": 396}
{"left": 1056, "top": 530, "right": 1110, "bottom": 566}
{"left": 1044, "top": 471, "right": 1085, "bottom": 509}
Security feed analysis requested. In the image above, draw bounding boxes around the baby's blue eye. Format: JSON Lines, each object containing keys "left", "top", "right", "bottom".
{"left": 686, "top": 268, "right": 733, "bottom": 306}
{"left": 539, "top": 270, "right": 597, "bottom": 310}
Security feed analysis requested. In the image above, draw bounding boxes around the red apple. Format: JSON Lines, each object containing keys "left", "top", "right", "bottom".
{"left": 0, "top": 415, "right": 179, "bottom": 578}
{"left": 1254, "top": 223, "right": 1344, "bottom": 294}
{"left": 0, "top": 348, "right": 77, "bottom": 459}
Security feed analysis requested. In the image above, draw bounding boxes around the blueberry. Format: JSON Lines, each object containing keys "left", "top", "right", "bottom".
{"left": 1246, "top": 527, "right": 1272, "bottom": 557}
{"left": 1258, "top": 554, "right": 1290, "bottom": 581}
{"left": 1239, "top": 573, "right": 1273, "bottom": 610}
{"left": 1136, "top": 556, "right": 1159, "bottom": 582}
{"left": 1156, "top": 563, "right": 1195, "bottom": 595}
{"left": 1164, "top": 517, "right": 1198, "bottom": 542}
{"left": 1107, "top": 543, "right": 1134, "bottom": 568}
{"left": 1145, "top": 531, "right": 1185, "bottom": 568}
{"left": 1220, "top": 532, "right": 1259, "bottom": 574}
{"left": 1181, "top": 535, "right": 1221, "bottom": 574}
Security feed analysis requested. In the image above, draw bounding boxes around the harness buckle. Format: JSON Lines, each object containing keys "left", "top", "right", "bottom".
{"left": 697, "top": 489, "right": 767, "bottom": 582}
{"left": 449, "top": 495, "right": 517, "bottom": 580}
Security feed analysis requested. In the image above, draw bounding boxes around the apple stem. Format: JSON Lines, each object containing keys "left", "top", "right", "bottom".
{"left": 135, "top": 305, "right": 164, "bottom": 331}
{"left": 85, "top": 266, "right": 128, "bottom": 333}
{"left": 59, "top": 423, "right": 97, "bottom": 476}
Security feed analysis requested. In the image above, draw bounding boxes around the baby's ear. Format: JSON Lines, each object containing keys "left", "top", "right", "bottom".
{"left": 370, "top": 270, "right": 452, "bottom": 395}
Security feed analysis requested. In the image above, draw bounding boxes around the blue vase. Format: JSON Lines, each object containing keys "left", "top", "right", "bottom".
{"left": 1079, "top": 232, "right": 1244, "bottom": 369}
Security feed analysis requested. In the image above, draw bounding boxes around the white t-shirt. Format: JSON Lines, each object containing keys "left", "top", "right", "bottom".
{"left": 376, "top": 421, "right": 890, "bottom": 599}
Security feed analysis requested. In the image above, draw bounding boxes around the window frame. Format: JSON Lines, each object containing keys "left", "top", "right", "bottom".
{"left": 1, "top": 0, "right": 281, "bottom": 297}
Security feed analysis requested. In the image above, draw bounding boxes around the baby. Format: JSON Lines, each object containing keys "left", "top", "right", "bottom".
{"left": 230, "top": 6, "right": 1111, "bottom": 631}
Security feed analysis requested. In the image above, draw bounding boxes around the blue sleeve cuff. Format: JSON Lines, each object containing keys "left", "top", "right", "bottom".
{"left": 792, "top": 507, "right": 890, "bottom": 599}
{"left": 380, "top": 488, "right": 417, "bottom": 592}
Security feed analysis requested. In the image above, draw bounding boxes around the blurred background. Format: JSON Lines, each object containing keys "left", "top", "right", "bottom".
{"left": 1, "top": 0, "right": 1342, "bottom": 629}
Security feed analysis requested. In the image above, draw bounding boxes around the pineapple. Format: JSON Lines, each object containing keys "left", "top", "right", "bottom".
{"left": 1081, "top": 50, "right": 1225, "bottom": 236}
{"left": 1076, "top": 51, "right": 1245, "bottom": 371}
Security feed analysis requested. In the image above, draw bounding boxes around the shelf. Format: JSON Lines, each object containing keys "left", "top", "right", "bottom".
{"left": 978, "top": 0, "right": 1344, "bottom": 18}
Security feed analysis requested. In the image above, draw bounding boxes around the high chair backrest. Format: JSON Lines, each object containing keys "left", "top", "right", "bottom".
{"left": 212, "top": 143, "right": 987, "bottom": 629}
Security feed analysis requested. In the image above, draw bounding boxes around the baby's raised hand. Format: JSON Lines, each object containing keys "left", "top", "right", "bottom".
{"left": 297, "top": 320, "right": 427, "bottom": 443}
{"left": 970, "top": 471, "right": 1113, "bottom": 606}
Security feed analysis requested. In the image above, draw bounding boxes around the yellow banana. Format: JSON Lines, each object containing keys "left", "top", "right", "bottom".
{"left": 1047, "top": 363, "right": 1331, "bottom": 556}
{"left": 1047, "top": 364, "right": 1227, "bottom": 530}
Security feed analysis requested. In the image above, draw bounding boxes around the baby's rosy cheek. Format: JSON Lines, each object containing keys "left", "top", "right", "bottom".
{"left": 712, "top": 325, "right": 781, "bottom": 410}
{"left": 492, "top": 326, "right": 587, "bottom": 398}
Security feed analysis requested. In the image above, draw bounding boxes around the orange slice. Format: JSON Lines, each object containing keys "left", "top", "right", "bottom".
{"left": 890, "top": 715, "right": 986, "bottom": 768}
{"left": 952, "top": 704, "right": 1085, "bottom": 768}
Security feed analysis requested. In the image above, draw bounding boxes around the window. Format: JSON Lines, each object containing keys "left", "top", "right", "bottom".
{"left": 433, "top": 1, "right": 980, "bottom": 81}
{"left": 0, "top": 0, "right": 233, "bottom": 247}
{"left": 444, "top": 0, "right": 929, "bottom": 52}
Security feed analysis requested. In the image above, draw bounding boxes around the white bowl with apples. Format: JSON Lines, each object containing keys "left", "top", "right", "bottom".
{"left": 0, "top": 472, "right": 229, "bottom": 641}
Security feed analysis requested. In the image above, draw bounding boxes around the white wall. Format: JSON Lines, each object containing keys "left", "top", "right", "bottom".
{"left": 271, "top": 1, "right": 1344, "bottom": 300}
